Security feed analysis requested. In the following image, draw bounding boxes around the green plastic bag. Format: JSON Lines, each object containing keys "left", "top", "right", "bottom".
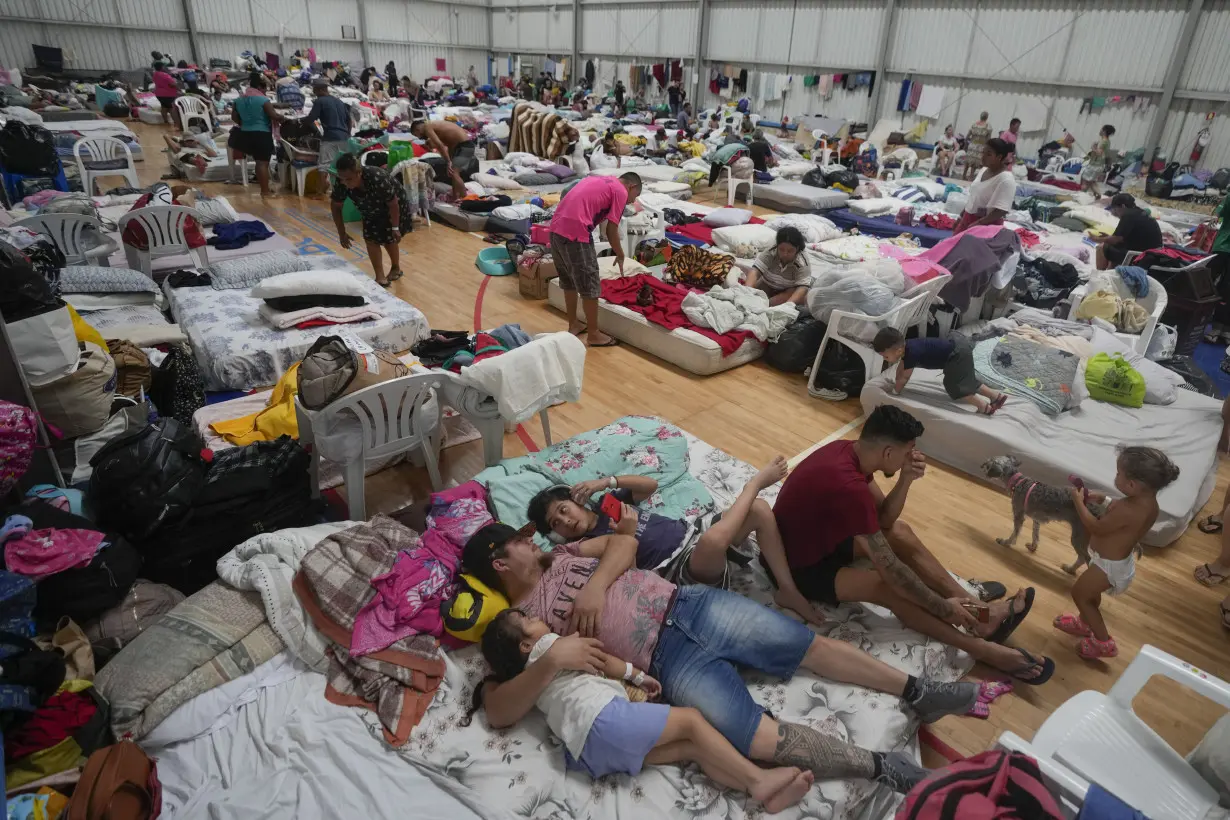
{"left": 342, "top": 197, "right": 362, "bottom": 223}
{"left": 387, "top": 141, "right": 417, "bottom": 169}
{"left": 1084, "top": 352, "right": 1145, "bottom": 408}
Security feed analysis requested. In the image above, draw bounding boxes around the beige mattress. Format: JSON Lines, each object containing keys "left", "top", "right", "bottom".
{"left": 547, "top": 279, "right": 764, "bottom": 375}
{"left": 860, "top": 370, "right": 1222, "bottom": 546}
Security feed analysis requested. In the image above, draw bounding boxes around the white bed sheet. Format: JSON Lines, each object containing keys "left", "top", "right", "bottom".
{"left": 860, "top": 369, "right": 1222, "bottom": 546}
{"left": 591, "top": 164, "right": 682, "bottom": 183}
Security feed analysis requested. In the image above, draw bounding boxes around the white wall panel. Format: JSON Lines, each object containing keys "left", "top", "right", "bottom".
{"left": 0, "top": 0, "right": 42, "bottom": 20}
{"left": 306, "top": 39, "right": 363, "bottom": 62}
{"left": 199, "top": 33, "right": 272, "bottom": 62}
{"left": 788, "top": 0, "right": 882, "bottom": 69}
{"left": 307, "top": 0, "right": 361, "bottom": 40}
{"left": 192, "top": 0, "right": 254, "bottom": 35}
{"left": 249, "top": 0, "right": 310, "bottom": 36}
{"left": 1179, "top": 1, "right": 1230, "bottom": 95}
{"left": 890, "top": 0, "right": 974, "bottom": 76}
{"left": 515, "top": 8, "right": 548, "bottom": 49}
{"left": 369, "top": 42, "right": 487, "bottom": 81}
{"left": 39, "top": 0, "right": 120, "bottom": 25}
{"left": 707, "top": 4, "right": 758, "bottom": 62}
{"left": 966, "top": 1, "right": 1076, "bottom": 83}
{"left": 1161, "top": 100, "right": 1230, "bottom": 171}
{"left": 117, "top": 0, "right": 187, "bottom": 31}
{"left": 406, "top": 2, "right": 453, "bottom": 43}
{"left": 0, "top": 21, "right": 47, "bottom": 69}
{"left": 1064, "top": 0, "right": 1185, "bottom": 89}
{"left": 125, "top": 32, "right": 194, "bottom": 68}
{"left": 580, "top": 6, "right": 617, "bottom": 54}
{"left": 455, "top": 6, "right": 490, "bottom": 47}
{"left": 36, "top": 28, "right": 132, "bottom": 71}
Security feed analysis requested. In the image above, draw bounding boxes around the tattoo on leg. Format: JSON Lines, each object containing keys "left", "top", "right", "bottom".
{"left": 773, "top": 722, "right": 876, "bottom": 781}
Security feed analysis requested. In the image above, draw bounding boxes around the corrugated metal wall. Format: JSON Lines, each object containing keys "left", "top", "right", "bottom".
{"left": 1180, "top": 0, "right": 1230, "bottom": 96}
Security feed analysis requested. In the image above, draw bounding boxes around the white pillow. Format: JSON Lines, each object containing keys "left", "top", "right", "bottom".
{"left": 479, "top": 174, "right": 522, "bottom": 190}
{"left": 646, "top": 181, "right": 692, "bottom": 194}
{"left": 711, "top": 224, "right": 778, "bottom": 258}
{"left": 703, "top": 208, "right": 755, "bottom": 227}
{"left": 250, "top": 270, "right": 366, "bottom": 299}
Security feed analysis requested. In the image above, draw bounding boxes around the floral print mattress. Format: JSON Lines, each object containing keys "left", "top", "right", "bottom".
{"left": 372, "top": 417, "right": 975, "bottom": 820}
{"left": 162, "top": 259, "right": 430, "bottom": 391}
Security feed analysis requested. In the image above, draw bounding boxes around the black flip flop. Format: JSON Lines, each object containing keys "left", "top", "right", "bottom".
{"left": 969, "top": 580, "right": 1007, "bottom": 603}
{"left": 1006, "top": 648, "right": 1056, "bottom": 686}
{"left": 376, "top": 279, "right": 391, "bottom": 288}
{"left": 988, "top": 587, "right": 1035, "bottom": 644}
{"left": 388, "top": 269, "right": 404, "bottom": 281}
{"left": 1198, "top": 516, "right": 1224, "bottom": 534}
{"left": 588, "top": 338, "right": 620, "bottom": 348}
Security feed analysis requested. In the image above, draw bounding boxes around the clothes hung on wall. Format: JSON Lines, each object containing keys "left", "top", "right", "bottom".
{"left": 670, "top": 60, "right": 682, "bottom": 82}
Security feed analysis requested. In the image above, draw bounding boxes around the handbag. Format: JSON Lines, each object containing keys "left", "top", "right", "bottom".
{"left": 1085, "top": 352, "right": 1146, "bottom": 408}
{"left": 68, "top": 738, "right": 161, "bottom": 820}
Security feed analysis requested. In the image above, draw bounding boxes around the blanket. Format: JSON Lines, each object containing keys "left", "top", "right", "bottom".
{"left": 507, "top": 103, "right": 577, "bottom": 160}
{"left": 382, "top": 427, "right": 975, "bottom": 820}
{"left": 295, "top": 516, "right": 447, "bottom": 745}
{"left": 257, "top": 303, "right": 385, "bottom": 329}
{"left": 458, "top": 332, "right": 585, "bottom": 423}
{"left": 973, "top": 335, "right": 1081, "bottom": 415}
{"left": 601, "top": 274, "right": 759, "bottom": 356}
{"left": 681, "top": 284, "right": 799, "bottom": 342}
{"left": 93, "top": 581, "right": 284, "bottom": 740}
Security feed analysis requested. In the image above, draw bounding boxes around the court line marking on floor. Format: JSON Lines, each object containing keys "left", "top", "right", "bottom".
{"left": 787, "top": 413, "right": 867, "bottom": 470}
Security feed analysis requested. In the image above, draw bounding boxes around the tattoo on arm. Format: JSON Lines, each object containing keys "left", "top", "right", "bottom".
{"left": 773, "top": 722, "right": 875, "bottom": 781}
{"left": 865, "top": 531, "right": 951, "bottom": 620}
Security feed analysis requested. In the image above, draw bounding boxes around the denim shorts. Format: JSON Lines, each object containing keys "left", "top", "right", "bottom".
{"left": 649, "top": 585, "right": 815, "bottom": 756}
{"left": 564, "top": 699, "right": 671, "bottom": 778}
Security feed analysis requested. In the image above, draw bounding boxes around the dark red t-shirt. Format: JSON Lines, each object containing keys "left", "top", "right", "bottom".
{"left": 773, "top": 440, "right": 880, "bottom": 568}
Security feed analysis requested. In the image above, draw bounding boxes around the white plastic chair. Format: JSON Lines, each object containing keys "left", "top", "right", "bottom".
{"left": 14, "top": 213, "right": 118, "bottom": 266}
{"left": 995, "top": 645, "right": 1230, "bottom": 820}
{"left": 1067, "top": 272, "right": 1169, "bottom": 354}
{"left": 718, "top": 165, "right": 754, "bottom": 206}
{"left": 807, "top": 273, "right": 953, "bottom": 399}
{"left": 278, "top": 137, "right": 320, "bottom": 200}
{"left": 117, "top": 204, "right": 209, "bottom": 276}
{"left": 174, "top": 95, "right": 212, "bottom": 132}
{"left": 294, "top": 373, "right": 446, "bottom": 520}
{"left": 72, "top": 136, "right": 138, "bottom": 195}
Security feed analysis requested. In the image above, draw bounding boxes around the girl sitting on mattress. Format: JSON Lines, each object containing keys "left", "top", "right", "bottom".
{"left": 463, "top": 609, "right": 814, "bottom": 812}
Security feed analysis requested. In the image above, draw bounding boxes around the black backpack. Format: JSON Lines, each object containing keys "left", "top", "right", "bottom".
{"left": 0, "top": 121, "right": 58, "bottom": 176}
{"left": 1211, "top": 167, "right": 1230, "bottom": 191}
{"left": 87, "top": 418, "right": 207, "bottom": 542}
{"left": 103, "top": 101, "right": 129, "bottom": 118}
{"left": 149, "top": 344, "right": 205, "bottom": 425}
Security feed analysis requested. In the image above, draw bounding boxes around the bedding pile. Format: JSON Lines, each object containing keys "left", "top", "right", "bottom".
{"left": 682, "top": 284, "right": 799, "bottom": 342}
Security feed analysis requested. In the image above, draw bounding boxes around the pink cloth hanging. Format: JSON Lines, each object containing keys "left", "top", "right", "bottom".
{"left": 880, "top": 224, "right": 1005, "bottom": 284}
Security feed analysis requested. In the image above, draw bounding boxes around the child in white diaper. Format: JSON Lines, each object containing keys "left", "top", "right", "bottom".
{"left": 1056, "top": 446, "right": 1180, "bottom": 659}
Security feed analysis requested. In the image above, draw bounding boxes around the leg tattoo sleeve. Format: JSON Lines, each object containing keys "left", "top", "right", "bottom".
{"left": 773, "top": 721, "right": 876, "bottom": 781}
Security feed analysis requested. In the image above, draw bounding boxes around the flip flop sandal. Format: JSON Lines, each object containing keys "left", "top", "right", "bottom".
{"left": 1005, "top": 648, "right": 1056, "bottom": 685}
{"left": 1198, "top": 516, "right": 1224, "bottom": 534}
{"left": 388, "top": 269, "right": 404, "bottom": 281}
{"left": 376, "top": 279, "right": 391, "bottom": 288}
{"left": 978, "top": 680, "right": 1013, "bottom": 703}
{"left": 1052, "top": 613, "right": 1092, "bottom": 637}
{"left": 968, "top": 580, "right": 1006, "bottom": 602}
{"left": 988, "top": 587, "right": 1035, "bottom": 644}
{"left": 1195, "top": 563, "right": 1230, "bottom": 586}
{"left": 588, "top": 338, "right": 620, "bottom": 348}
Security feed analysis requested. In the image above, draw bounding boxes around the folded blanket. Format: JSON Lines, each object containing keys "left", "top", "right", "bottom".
{"left": 295, "top": 516, "right": 446, "bottom": 746}
{"left": 93, "top": 581, "right": 283, "bottom": 739}
{"left": 258, "top": 303, "right": 384, "bottom": 329}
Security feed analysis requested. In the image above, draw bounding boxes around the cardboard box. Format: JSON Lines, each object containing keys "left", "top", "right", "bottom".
{"left": 518, "top": 259, "right": 558, "bottom": 299}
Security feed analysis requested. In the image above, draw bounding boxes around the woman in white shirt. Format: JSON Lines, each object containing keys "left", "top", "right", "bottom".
{"left": 934, "top": 125, "right": 959, "bottom": 176}
{"left": 955, "top": 137, "right": 1016, "bottom": 234}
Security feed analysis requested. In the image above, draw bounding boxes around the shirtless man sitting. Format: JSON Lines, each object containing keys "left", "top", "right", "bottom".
{"left": 768, "top": 405, "right": 1057, "bottom": 685}
{"left": 461, "top": 523, "right": 981, "bottom": 794}
{"left": 409, "top": 119, "right": 478, "bottom": 198}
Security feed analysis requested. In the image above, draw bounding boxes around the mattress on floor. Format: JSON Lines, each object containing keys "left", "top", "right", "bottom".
{"left": 431, "top": 201, "right": 488, "bottom": 231}
{"left": 163, "top": 261, "right": 429, "bottom": 390}
{"left": 827, "top": 207, "right": 951, "bottom": 247}
{"left": 860, "top": 369, "right": 1221, "bottom": 546}
{"left": 591, "top": 163, "right": 683, "bottom": 183}
{"left": 154, "top": 420, "right": 973, "bottom": 820}
{"left": 751, "top": 180, "right": 850, "bottom": 212}
{"left": 547, "top": 278, "right": 765, "bottom": 375}
{"left": 71, "top": 303, "right": 187, "bottom": 346}
{"left": 106, "top": 213, "right": 296, "bottom": 274}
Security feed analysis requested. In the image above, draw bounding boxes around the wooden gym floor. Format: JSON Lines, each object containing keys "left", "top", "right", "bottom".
{"left": 122, "top": 120, "right": 1230, "bottom": 763}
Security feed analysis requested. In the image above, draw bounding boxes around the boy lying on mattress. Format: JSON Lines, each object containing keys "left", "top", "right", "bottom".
{"left": 872, "top": 327, "right": 1008, "bottom": 416}
{"left": 459, "top": 523, "right": 981, "bottom": 794}
{"left": 526, "top": 456, "right": 826, "bottom": 627}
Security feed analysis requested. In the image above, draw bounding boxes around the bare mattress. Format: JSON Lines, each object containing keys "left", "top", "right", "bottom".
{"left": 860, "top": 370, "right": 1222, "bottom": 546}
{"left": 751, "top": 180, "right": 850, "bottom": 212}
{"left": 547, "top": 278, "right": 765, "bottom": 375}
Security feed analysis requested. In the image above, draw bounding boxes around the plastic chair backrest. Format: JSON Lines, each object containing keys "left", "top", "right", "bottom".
{"left": 174, "top": 95, "right": 210, "bottom": 126}
{"left": 14, "top": 213, "right": 102, "bottom": 261}
{"left": 321, "top": 373, "right": 447, "bottom": 460}
{"left": 117, "top": 204, "right": 198, "bottom": 255}
{"left": 73, "top": 136, "right": 132, "bottom": 165}
{"left": 898, "top": 272, "right": 953, "bottom": 325}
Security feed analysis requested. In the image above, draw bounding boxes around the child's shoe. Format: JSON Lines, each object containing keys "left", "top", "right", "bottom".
{"left": 1053, "top": 613, "right": 1092, "bottom": 636}
{"left": 1077, "top": 635, "right": 1118, "bottom": 659}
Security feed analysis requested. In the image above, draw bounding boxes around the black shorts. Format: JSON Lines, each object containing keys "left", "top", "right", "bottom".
{"left": 759, "top": 538, "right": 855, "bottom": 606}
{"left": 942, "top": 334, "right": 982, "bottom": 400}
{"left": 157, "top": 95, "right": 177, "bottom": 110}
{"left": 1103, "top": 244, "right": 1129, "bottom": 267}
{"left": 235, "top": 130, "right": 274, "bottom": 162}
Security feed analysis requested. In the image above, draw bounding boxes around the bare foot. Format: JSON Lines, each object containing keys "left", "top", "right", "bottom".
{"left": 754, "top": 455, "right": 789, "bottom": 491}
{"left": 758, "top": 769, "right": 815, "bottom": 814}
{"left": 774, "top": 588, "right": 826, "bottom": 627}
{"left": 975, "top": 588, "right": 1026, "bottom": 640}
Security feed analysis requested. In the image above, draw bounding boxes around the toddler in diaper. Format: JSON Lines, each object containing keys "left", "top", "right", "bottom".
{"left": 1055, "top": 446, "right": 1180, "bottom": 659}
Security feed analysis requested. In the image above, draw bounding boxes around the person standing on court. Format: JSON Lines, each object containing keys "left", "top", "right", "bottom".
{"left": 550, "top": 173, "right": 643, "bottom": 348}
{"left": 304, "top": 78, "right": 355, "bottom": 174}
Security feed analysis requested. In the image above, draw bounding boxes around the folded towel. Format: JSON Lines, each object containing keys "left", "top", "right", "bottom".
{"left": 458, "top": 331, "right": 585, "bottom": 423}
{"left": 258, "top": 303, "right": 385, "bottom": 329}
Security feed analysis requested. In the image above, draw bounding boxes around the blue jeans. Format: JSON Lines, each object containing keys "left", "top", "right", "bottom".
{"left": 649, "top": 585, "right": 815, "bottom": 756}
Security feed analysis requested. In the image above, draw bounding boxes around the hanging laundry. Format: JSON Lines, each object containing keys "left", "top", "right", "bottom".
{"left": 897, "top": 79, "right": 913, "bottom": 111}
{"left": 764, "top": 73, "right": 776, "bottom": 99}
{"left": 909, "top": 81, "right": 923, "bottom": 111}
{"left": 845, "top": 73, "right": 858, "bottom": 91}
{"left": 709, "top": 67, "right": 720, "bottom": 94}
{"left": 737, "top": 69, "right": 748, "bottom": 92}
{"left": 586, "top": 59, "right": 595, "bottom": 85}
{"left": 435, "top": 58, "right": 446, "bottom": 72}
{"left": 803, "top": 75, "right": 816, "bottom": 87}
{"left": 670, "top": 60, "right": 682, "bottom": 82}
{"left": 652, "top": 63, "right": 666, "bottom": 87}
{"left": 819, "top": 74, "right": 832, "bottom": 99}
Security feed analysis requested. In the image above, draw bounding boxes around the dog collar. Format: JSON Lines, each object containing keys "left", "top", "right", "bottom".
{"left": 1006, "top": 472, "right": 1037, "bottom": 511}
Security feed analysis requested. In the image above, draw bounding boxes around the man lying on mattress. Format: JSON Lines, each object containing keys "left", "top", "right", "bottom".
{"left": 460, "top": 523, "right": 981, "bottom": 794}
{"left": 524, "top": 455, "right": 825, "bottom": 626}
{"left": 770, "top": 405, "right": 1056, "bottom": 685}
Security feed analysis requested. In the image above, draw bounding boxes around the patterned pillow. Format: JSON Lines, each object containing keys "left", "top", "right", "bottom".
{"left": 207, "top": 250, "right": 313, "bottom": 290}
{"left": 60, "top": 266, "right": 156, "bottom": 294}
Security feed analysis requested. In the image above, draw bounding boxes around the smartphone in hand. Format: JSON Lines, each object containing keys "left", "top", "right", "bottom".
{"left": 600, "top": 493, "right": 623, "bottom": 521}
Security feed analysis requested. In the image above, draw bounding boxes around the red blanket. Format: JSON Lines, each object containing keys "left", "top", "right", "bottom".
{"left": 601, "top": 274, "right": 757, "bottom": 356}
{"left": 665, "top": 214, "right": 765, "bottom": 246}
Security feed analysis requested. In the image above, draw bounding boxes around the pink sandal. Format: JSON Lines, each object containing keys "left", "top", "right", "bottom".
{"left": 1053, "top": 613, "right": 1092, "bottom": 637}
{"left": 1077, "top": 635, "right": 1118, "bottom": 659}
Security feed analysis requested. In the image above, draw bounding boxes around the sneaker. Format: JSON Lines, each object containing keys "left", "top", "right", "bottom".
{"left": 809, "top": 386, "right": 849, "bottom": 401}
{"left": 875, "top": 751, "right": 930, "bottom": 794}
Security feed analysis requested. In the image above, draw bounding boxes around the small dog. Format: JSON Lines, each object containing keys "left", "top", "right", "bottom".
{"left": 981, "top": 455, "right": 1104, "bottom": 574}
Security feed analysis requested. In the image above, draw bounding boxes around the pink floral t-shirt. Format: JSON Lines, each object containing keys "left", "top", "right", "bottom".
{"left": 518, "top": 545, "right": 674, "bottom": 671}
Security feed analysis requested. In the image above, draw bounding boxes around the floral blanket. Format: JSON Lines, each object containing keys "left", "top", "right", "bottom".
{"left": 367, "top": 419, "right": 974, "bottom": 820}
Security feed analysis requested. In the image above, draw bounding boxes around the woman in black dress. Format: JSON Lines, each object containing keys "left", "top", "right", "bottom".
{"left": 330, "top": 153, "right": 413, "bottom": 287}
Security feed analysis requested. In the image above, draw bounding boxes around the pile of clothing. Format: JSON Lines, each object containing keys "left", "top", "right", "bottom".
{"left": 681, "top": 284, "right": 799, "bottom": 342}
{"left": 411, "top": 323, "right": 532, "bottom": 371}
{"left": 253, "top": 270, "right": 385, "bottom": 330}
{"left": 1012, "top": 254, "right": 1082, "bottom": 309}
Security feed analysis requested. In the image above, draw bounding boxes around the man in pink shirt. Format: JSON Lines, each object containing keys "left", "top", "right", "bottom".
{"left": 1000, "top": 118, "right": 1020, "bottom": 168}
{"left": 550, "top": 173, "right": 642, "bottom": 347}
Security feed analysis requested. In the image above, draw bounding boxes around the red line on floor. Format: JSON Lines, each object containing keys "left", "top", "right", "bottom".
{"left": 472, "top": 273, "right": 535, "bottom": 450}
{"left": 919, "top": 726, "right": 963, "bottom": 763}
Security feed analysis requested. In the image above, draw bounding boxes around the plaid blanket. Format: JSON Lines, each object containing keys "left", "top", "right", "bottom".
{"left": 294, "top": 516, "right": 445, "bottom": 746}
